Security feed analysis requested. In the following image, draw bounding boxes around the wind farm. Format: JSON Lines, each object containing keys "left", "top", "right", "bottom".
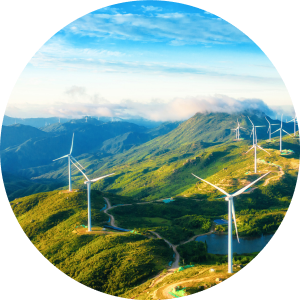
{"left": 4, "top": 110, "right": 298, "bottom": 299}
{"left": 2, "top": 1, "right": 298, "bottom": 299}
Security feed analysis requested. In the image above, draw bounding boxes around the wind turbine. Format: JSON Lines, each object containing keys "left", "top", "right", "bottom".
{"left": 71, "top": 160, "right": 114, "bottom": 231}
{"left": 287, "top": 115, "right": 298, "bottom": 136}
{"left": 272, "top": 115, "right": 293, "bottom": 152}
{"left": 192, "top": 172, "right": 270, "bottom": 273}
{"left": 231, "top": 119, "right": 246, "bottom": 140}
{"left": 53, "top": 133, "right": 75, "bottom": 191}
{"left": 247, "top": 117, "right": 270, "bottom": 173}
{"left": 265, "top": 117, "right": 279, "bottom": 140}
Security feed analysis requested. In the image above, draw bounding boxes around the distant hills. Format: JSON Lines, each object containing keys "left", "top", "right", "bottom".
{"left": 2, "top": 115, "right": 163, "bottom": 129}
{"left": 1, "top": 111, "right": 297, "bottom": 201}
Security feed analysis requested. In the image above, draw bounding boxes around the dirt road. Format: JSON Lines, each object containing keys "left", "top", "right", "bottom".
{"left": 151, "top": 231, "right": 180, "bottom": 269}
{"left": 103, "top": 197, "right": 118, "bottom": 227}
{"left": 263, "top": 167, "right": 284, "bottom": 186}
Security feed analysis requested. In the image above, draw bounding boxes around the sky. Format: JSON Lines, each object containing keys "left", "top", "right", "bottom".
{"left": 6, "top": 1, "right": 294, "bottom": 121}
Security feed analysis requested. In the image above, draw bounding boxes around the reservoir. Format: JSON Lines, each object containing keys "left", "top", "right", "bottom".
{"left": 195, "top": 233, "right": 274, "bottom": 254}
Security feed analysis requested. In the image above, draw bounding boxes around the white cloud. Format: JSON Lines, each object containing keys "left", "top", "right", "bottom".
{"left": 122, "top": 95, "right": 274, "bottom": 121}
{"left": 141, "top": 5, "right": 162, "bottom": 12}
{"left": 65, "top": 12, "right": 250, "bottom": 46}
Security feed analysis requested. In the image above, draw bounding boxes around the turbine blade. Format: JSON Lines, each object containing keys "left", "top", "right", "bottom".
{"left": 271, "top": 124, "right": 280, "bottom": 126}
{"left": 255, "top": 126, "right": 265, "bottom": 128}
{"left": 232, "top": 201, "right": 240, "bottom": 243}
{"left": 71, "top": 156, "right": 85, "bottom": 170}
{"left": 282, "top": 129, "right": 293, "bottom": 137}
{"left": 191, "top": 173, "right": 230, "bottom": 196}
{"left": 240, "top": 127, "right": 246, "bottom": 130}
{"left": 90, "top": 173, "right": 115, "bottom": 182}
{"left": 70, "top": 133, "right": 74, "bottom": 154}
{"left": 70, "top": 158, "right": 89, "bottom": 181}
{"left": 257, "top": 145, "right": 270, "bottom": 155}
{"left": 245, "top": 145, "right": 254, "bottom": 154}
{"left": 53, "top": 154, "right": 68, "bottom": 161}
{"left": 271, "top": 128, "right": 280, "bottom": 134}
{"left": 265, "top": 117, "right": 270, "bottom": 125}
{"left": 247, "top": 116, "right": 254, "bottom": 126}
{"left": 231, "top": 172, "right": 271, "bottom": 197}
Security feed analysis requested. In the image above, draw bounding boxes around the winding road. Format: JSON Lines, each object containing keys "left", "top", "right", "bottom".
{"left": 102, "top": 197, "right": 215, "bottom": 271}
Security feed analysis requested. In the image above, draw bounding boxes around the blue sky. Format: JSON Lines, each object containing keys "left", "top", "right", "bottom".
{"left": 7, "top": 1, "right": 293, "bottom": 120}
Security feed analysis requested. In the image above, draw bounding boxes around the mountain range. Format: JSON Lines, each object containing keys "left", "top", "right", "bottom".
{"left": 1, "top": 111, "right": 297, "bottom": 201}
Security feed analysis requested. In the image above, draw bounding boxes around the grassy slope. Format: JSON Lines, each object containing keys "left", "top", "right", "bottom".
{"left": 11, "top": 190, "right": 173, "bottom": 296}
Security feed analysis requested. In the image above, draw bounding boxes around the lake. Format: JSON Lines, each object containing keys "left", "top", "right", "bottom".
{"left": 195, "top": 233, "right": 274, "bottom": 254}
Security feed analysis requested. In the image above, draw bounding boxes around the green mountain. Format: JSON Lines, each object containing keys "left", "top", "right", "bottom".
{"left": 6, "top": 111, "right": 298, "bottom": 297}
{"left": 10, "top": 190, "right": 173, "bottom": 296}
{"left": 2, "top": 112, "right": 296, "bottom": 201}
{"left": 1, "top": 124, "right": 48, "bottom": 149}
{"left": 1, "top": 120, "right": 147, "bottom": 172}
{"left": 101, "top": 132, "right": 153, "bottom": 154}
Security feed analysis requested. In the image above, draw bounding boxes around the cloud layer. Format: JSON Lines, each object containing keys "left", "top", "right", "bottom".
{"left": 6, "top": 92, "right": 277, "bottom": 121}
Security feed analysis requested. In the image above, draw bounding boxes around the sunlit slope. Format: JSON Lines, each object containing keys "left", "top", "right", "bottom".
{"left": 65, "top": 134, "right": 298, "bottom": 202}
{"left": 11, "top": 190, "right": 173, "bottom": 296}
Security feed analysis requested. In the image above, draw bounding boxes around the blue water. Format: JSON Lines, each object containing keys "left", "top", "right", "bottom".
{"left": 100, "top": 204, "right": 107, "bottom": 211}
{"left": 214, "top": 219, "right": 228, "bottom": 225}
{"left": 195, "top": 233, "right": 273, "bottom": 254}
{"left": 105, "top": 225, "right": 130, "bottom": 232}
{"left": 163, "top": 198, "right": 174, "bottom": 203}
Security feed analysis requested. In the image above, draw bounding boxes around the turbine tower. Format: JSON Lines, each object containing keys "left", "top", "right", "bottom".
{"left": 71, "top": 160, "right": 114, "bottom": 232}
{"left": 265, "top": 117, "right": 279, "bottom": 140}
{"left": 287, "top": 115, "right": 298, "bottom": 136}
{"left": 53, "top": 133, "right": 75, "bottom": 191}
{"left": 246, "top": 125, "right": 271, "bottom": 173}
{"left": 192, "top": 172, "right": 270, "bottom": 273}
{"left": 272, "top": 115, "right": 293, "bottom": 152}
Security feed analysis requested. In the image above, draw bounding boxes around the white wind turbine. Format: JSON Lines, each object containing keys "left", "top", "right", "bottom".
{"left": 272, "top": 115, "right": 293, "bottom": 152}
{"left": 231, "top": 119, "right": 246, "bottom": 140}
{"left": 247, "top": 117, "right": 270, "bottom": 173}
{"left": 71, "top": 160, "right": 114, "bottom": 231}
{"left": 265, "top": 117, "right": 279, "bottom": 140}
{"left": 53, "top": 133, "right": 77, "bottom": 191}
{"left": 287, "top": 115, "right": 298, "bottom": 136}
{"left": 192, "top": 172, "right": 270, "bottom": 273}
